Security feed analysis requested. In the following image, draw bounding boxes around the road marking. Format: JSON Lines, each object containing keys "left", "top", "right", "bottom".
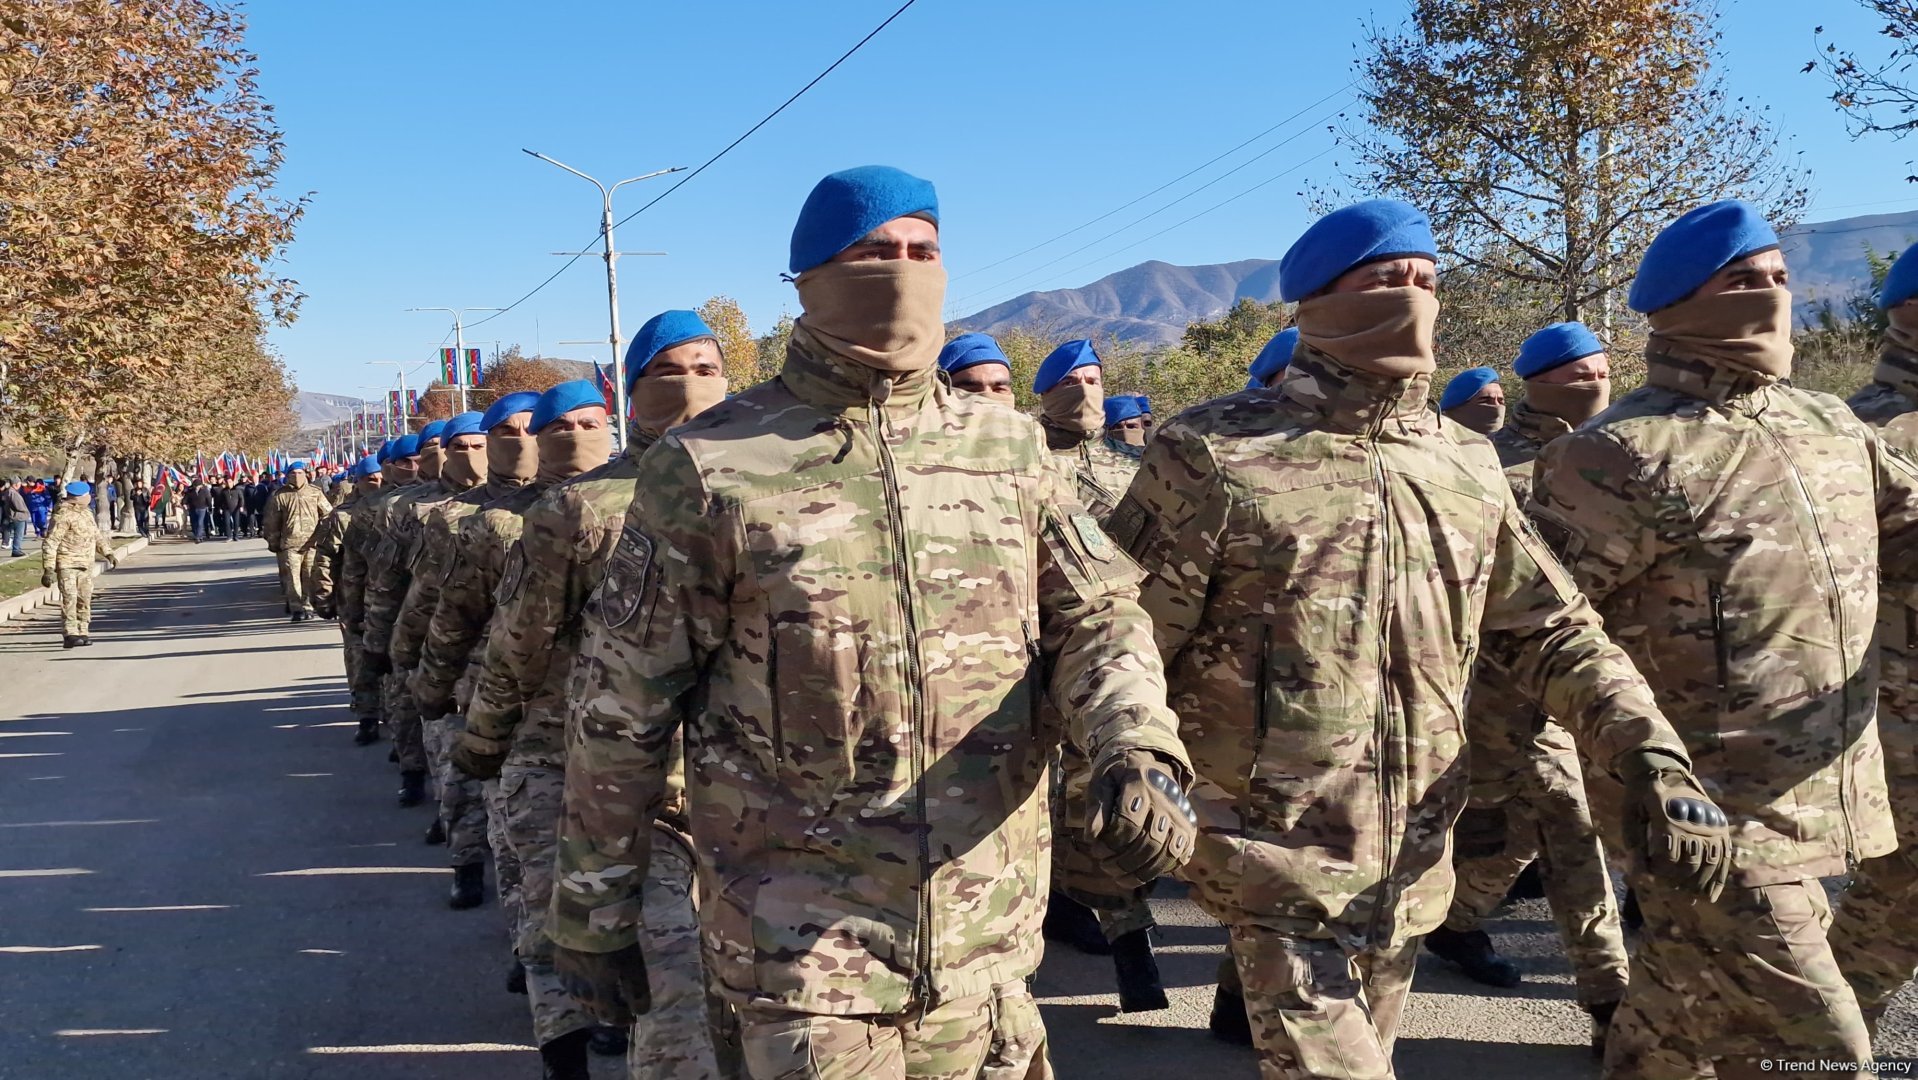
{"left": 286, "top": 773, "right": 332, "bottom": 778}
{"left": 272, "top": 724, "right": 300, "bottom": 730}
{"left": 257, "top": 867, "right": 452, "bottom": 877}
{"left": 112, "top": 728, "right": 144, "bottom": 732}
{"left": 0, "top": 945, "right": 102, "bottom": 953}
{"left": 306, "top": 1043, "right": 534, "bottom": 1054}
{"left": 304, "top": 721, "right": 358, "bottom": 729}
{"left": 0, "top": 731, "right": 71, "bottom": 738}
{"left": 0, "top": 819, "right": 157, "bottom": 829}
{"left": 85, "top": 905, "right": 232, "bottom": 913}
{"left": 299, "top": 948, "right": 344, "bottom": 955}
{"left": 55, "top": 1029, "right": 166, "bottom": 1037}
{"left": 0, "top": 753, "right": 62, "bottom": 759}
{"left": 0, "top": 868, "right": 92, "bottom": 878}
{"left": 26, "top": 776, "right": 64, "bottom": 780}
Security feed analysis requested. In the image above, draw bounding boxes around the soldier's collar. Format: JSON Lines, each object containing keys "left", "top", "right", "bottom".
{"left": 778, "top": 337, "right": 937, "bottom": 416}
{"left": 1041, "top": 420, "right": 1095, "bottom": 452}
{"left": 1644, "top": 349, "right": 1776, "bottom": 408}
{"left": 1872, "top": 343, "right": 1918, "bottom": 403}
{"left": 622, "top": 425, "right": 658, "bottom": 460}
{"left": 1280, "top": 347, "right": 1434, "bottom": 433}
{"left": 1503, "top": 398, "right": 1573, "bottom": 445}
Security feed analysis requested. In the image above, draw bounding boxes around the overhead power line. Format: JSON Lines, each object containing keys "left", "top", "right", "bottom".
{"left": 465, "top": 0, "right": 921, "bottom": 331}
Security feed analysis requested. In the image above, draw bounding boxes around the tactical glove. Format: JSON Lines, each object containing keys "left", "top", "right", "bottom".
{"left": 450, "top": 732, "right": 506, "bottom": 780}
{"left": 41, "top": 570, "right": 53, "bottom": 589}
{"left": 1620, "top": 749, "right": 1732, "bottom": 902}
{"left": 362, "top": 651, "right": 391, "bottom": 677}
{"left": 553, "top": 943, "right": 650, "bottom": 1025}
{"left": 1052, "top": 838, "right": 1151, "bottom": 913}
{"left": 1085, "top": 748, "right": 1198, "bottom": 889}
{"left": 1452, "top": 806, "right": 1509, "bottom": 860}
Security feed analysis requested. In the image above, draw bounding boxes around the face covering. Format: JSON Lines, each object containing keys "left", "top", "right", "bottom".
{"left": 632, "top": 374, "right": 728, "bottom": 436}
{"left": 1447, "top": 400, "right": 1505, "bottom": 435}
{"left": 386, "top": 460, "right": 419, "bottom": 485}
{"left": 792, "top": 259, "right": 949, "bottom": 372}
{"left": 442, "top": 444, "right": 483, "bottom": 487}
{"left": 486, "top": 432, "right": 538, "bottom": 482}
{"left": 1648, "top": 286, "right": 1793, "bottom": 379}
{"left": 1522, "top": 379, "right": 1609, "bottom": 426}
{"left": 287, "top": 473, "right": 307, "bottom": 490}
{"left": 1113, "top": 426, "right": 1148, "bottom": 447}
{"left": 536, "top": 426, "right": 612, "bottom": 483}
{"left": 1041, "top": 381, "right": 1105, "bottom": 436}
{"left": 1294, "top": 286, "right": 1439, "bottom": 378}
{"left": 416, "top": 444, "right": 444, "bottom": 482}
{"left": 1887, "top": 304, "right": 1918, "bottom": 359}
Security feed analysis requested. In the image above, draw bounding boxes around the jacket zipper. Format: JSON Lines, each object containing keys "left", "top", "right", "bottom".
{"left": 1708, "top": 582, "right": 1729, "bottom": 696}
{"left": 871, "top": 401, "right": 935, "bottom": 1005}
{"left": 1367, "top": 434, "right": 1398, "bottom": 947}
{"left": 767, "top": 619, "right": 784, "bottom": 766}
{"left": 1023, "top": 620, "right": 1044, "bottom": 738}
{"left": 1755, "top": 416, "right": 1856, "bottom": 858}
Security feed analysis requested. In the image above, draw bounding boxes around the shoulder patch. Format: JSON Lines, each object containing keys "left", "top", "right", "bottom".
{"left": 1105, "top": 498, "right": 1149, "bottom": 553}
{"left": 1526, "top": 509, "right": 1584, "bottom": 569}
{"left": 1072, "top": 512, "right": 1115, "bottom": 562}
{"left": 598, "top": 527, "right": 656, "bottom": 630}
{"left": 495, "top": 543, "right": 526, "bottom": 604}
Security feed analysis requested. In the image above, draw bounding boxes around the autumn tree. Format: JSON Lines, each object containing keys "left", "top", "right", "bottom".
{"left": 693, "top": 296, "right": 759, "bottom": 394}
{"left": 1343, "top": 0, "right": 1808, "bottom": 330}
{"left": 754, "top": 313, "right": 796, "bottom": 386}
{"left": 477, "top": 347, "right": 572, "bottom": 400}
{"left": 1813, "top": 4, "right": 1918, "bottom": 151}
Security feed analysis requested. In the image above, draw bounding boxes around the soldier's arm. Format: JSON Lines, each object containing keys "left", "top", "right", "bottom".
{"left": 1109, "top": 424, "right": 1228, "bottom": 669}
{"left": 338, "top": 524, "right": 370, "bottom": 629}
{"left": 262, "top": 496, "right": 284, "bottom": 549}
{"left": 1490, "top": 431, "right": 1690, "bottom": 775}
{"left": 360, "top": 535, "right": 414, "bottom": 656}
{"left": 41, "top": 515, "right": 67, "bottom": 575}
{"left": 410, "top": 527, "right": 493, "bottom": 721}
{"left": 497, "top": 496, "right": 577, "bottom": 704}
{"left": 550, "top": 440, "right": 727, "bottom": 954}
{"left": 389, "top": 526, "right": 452, "bottom": 672}
{"left": 308, "top": 525, "right": 340, "bottom": 617}
{"left": 1035, "top": 447, "right": 1191, "bottom": 776}
{"left": 463, "top": 545, "right": 534, "bottom": 750}
{"left": 1870, "top": 430, "right": 1918, "bottom": 586}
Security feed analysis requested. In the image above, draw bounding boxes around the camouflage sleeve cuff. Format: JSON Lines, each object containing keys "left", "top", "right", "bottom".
{"left": 1086, "top": 710, "right": 1193, "bottom": 787}
{"left": 547, "top": 876, "right": 644, "bottom": 953}
{"left": 1607, "top": 737, "right": 1693, "bottom": 781}
{"left": 459, "top": 731, "right": 511, "bottom": 756}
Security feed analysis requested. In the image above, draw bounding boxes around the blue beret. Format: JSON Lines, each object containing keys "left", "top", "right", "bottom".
{"left": 1250, "top": 328, "right": 1300, "bottom": 386}
{"left": 1104, "top": 395, "right": 1146, "bottom": 426}
{"left": 1032, "top": 340, "right": 1101, "bottom": 394}
{"left": 376, "top": 439, "right": 396, "bottom": 464}
{"left": 789, "top": 165, "right": 939, "bottom": 275}
{"left": 1279, "top": 200, "right": 1437, "bottom": 302}
{"left": 1439, "top": 367, "right": 1501, "bottom": 412}
{"left": 64, "top": 481, "right": 91, "bottom": 497}
{"left": 1131, "top": 394, "right": 1151, "bottom": 414}
{"left": 938, "top": 333, "right": 1010, "bottom": 374}
{"left": 439, "top": 411, "right": 485, "bottom": 445}
{"left": 1883, "top": 244, "right": 1918, "bottom": 310}
{"left": 417, "top": 419, "right": 448, "bottom": 445}
{"left": 481, "top": 391, "right": 540, "bottom": 432}
{"left": 1514, "top": 322, "right": 1605, "bottom": 379}
{"left": 356, "top": 455, "right": 382, "bottom": 477}
{"left": 626, "top": 310, "right": 717, "bottom": 392}
{"left": 1629, "top": 200, "right": 1780, "bottom": 314}
{"left": 530, "top": 379, "right": 607, "bottom": 434}
{"left": 392, "top": 434, "right": 423, "bottom": 459}
{"left": 287, "top": 461, "right": 309, "bottom": 473}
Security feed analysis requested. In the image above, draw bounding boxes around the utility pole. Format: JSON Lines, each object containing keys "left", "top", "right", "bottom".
{"left": 524, "top": 150, "right": 681, "bottom": 450}
{"left": 407, "top": 308, "right": 503, "bottom": 413}
{"left": 357, "top": 386, "right": 386, "bottom": 454}
{"left": 367, "top": 361, "right": 430, "bottom": 432}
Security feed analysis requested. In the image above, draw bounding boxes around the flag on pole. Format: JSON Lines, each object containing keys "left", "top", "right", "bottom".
{"left": 594, "top": 362, "right": 616, "bottom": 413}
{"left": 464, "top": 348, "right": 483, "bottom": 386}
{"left": 406, "top": 389, "right": 421, "bottom": 417}
{"left": 388, "top": 390, "right": 402, "bottom": 426}
{"left": 440, "top": 347, "right": 459, "bottom": 384}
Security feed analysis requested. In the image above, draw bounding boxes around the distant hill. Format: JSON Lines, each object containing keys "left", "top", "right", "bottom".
{"left": 293, "top": 357, "right": 596, "bottom": 435}
{"left": 947, "top": 210, "right": 1918, "bottom": 344}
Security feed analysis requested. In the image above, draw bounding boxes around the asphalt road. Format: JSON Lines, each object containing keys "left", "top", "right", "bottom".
{"left": 2, "top": 536, "right": 1914, "bottom": 1079}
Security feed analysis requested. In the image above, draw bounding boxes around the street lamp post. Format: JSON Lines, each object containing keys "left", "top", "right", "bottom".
{"left": 406, "top": 308, "right": 504, "bottom": 413}
{"left": 523, "top": 150, "right": 682, "bottom": 449}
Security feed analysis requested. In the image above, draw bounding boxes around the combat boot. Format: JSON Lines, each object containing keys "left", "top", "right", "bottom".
{"left": 448, "top": 862, "right": 484, "bottom": 910}
{"left": 353, "top": 719, "right": 379, "bottom": 746}
{"left": 74, "top": 635, "right": 91, "bottom": 647}
{"left": 1042, "top": 893, "right": 1113, "bottom": 955}
{"left": 1209, "top": 983, "right": 1253, "bottom": 1046}
{"left": 1588, "top": 1000, "right": 1618, "bottom": 1059}
{"left": 1423, "top": 925, "right": 1522, "bottom": 988}
{"left": 1111, "top": 928, "right": 1168, "bottom": 1012}
{"left": 506, "top": 960, "right": 527, "bottom": 995}
{"left": 424, "top": 817, "right": 446, "bottom": 845}
{"left": 397, "top": 769, "right": 427, "bottom": 807}
{"left": 538, "top": 1028, "right": 592, "bottom": 1080}
{"left": 62, "top": 635, "right": 78, "bottom": 649}
{"left": 587, "top": 1026, "right": 628, "bottom": 1056}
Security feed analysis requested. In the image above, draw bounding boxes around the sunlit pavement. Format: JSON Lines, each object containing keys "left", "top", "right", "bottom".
{"left": 3, "top": 537, "right": 1915, "bottom": 1079}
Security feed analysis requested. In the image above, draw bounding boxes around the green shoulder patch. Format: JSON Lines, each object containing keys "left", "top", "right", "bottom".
{"left": 1072, "top": 512, "right": 1115, "bottom": 562}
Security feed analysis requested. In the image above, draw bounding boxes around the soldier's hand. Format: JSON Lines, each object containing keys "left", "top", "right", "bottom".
{"left": 1620, "top": 749, "right": 1731, "bottom": 902}
{"left": 553, "top": 943, "right": 650, "bottom": 1025}
{"left": 450, "top": 733, "right": 506, "bottom": 780}
{"left": 1085, "top": 748, "right": 1198, "bottom": 888}
{"left": 40, "top": 570, "right": 53, "bottom": 589}
{"left": 362, "top": 651, "right": 391, "bottom": 676}
{"left": 1452, "top": 806, "right": 1509, "bottom": 860}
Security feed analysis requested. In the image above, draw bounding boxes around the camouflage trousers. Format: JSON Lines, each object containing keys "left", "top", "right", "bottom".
{"left": 341, "top": 624, "right": 382, "bottom": 722}
{"left": 1446, "top": 723, "right": 1628, "bottom": 1007}
{"left": 484, "top": 777, "right": 520, "bottom": 928}
{"left": 499, "top": 762, "right": 595, "bottom": 1045}
{"left": 55, "top": 568, "right": 93, "bottom": 636}
{"left": 1227, "top": 926, "right": 1417, "bottom": 1080}
{"left": 422, "top": 714, "right": 488, "bottom": 868}
{"left": 1050, "top": 739, "right": 1156, "bottom": 941}
{"left": 379, "top": 673, "right": 426, "bottom": 772}
{"left": 1604, "top": 877, "right": 1871, "bottom": 1079}
{"left": 627, "top": 824, "right": 735, "bottom": 1080}
{"left": 276, "top": 548, "right": 315, "bottom": 614}
{"left": 1829, "top": 846, "right": 1918, "bottom": 1026}
{"left": 736, "top": 980, "right": 1050, "bottom": 1080}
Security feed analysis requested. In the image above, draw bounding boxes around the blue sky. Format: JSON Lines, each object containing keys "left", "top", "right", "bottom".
{"left": 251, "top": 0, "right": 1918, "bottom": 398}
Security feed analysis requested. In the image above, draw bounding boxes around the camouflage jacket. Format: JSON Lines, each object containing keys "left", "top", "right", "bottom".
{"left": 339, "top": 482, "right": 415, "bottom": 632}
{"left": 361, "top": 480, "right": 462, "bottom": 658}
{"left": 43, "top": 500, "right": 112, "bottom": 574}
{"left": 1488, "top": 398, "right": 1574, "bottom": 507}
{"left": 305, "top": 492, "right": 361, "bottom": 618}
{"left": 551, "top": 343, "right": 1191, "bottom": 1014}
{"left": 390, "top": 477, "right": 527, "bottom": 676}
{"left": 263, "top": 483, "right": 330, "bottom": 552}
{"left": 1530, "top": 350, "right": 1918, "bottom": 884}
{"left": 409, "top": 483, "right": 550, "bottom": 720}
{"left": 1044, "top": 424, "right": 1142, "bottom": 522}
{"left": 467, "top": 434, "right": 651, "bottom": 769}
{"left": 1113, "top": 346, "right": 1688, "bottom": 951}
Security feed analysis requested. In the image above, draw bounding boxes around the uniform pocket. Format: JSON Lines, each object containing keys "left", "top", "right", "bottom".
{"left": 982, "top": 981, "right": 1049, "bottom": 1079}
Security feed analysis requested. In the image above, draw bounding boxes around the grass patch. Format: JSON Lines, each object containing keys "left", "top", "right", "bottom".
{"left": 0, "top": 549, "right": 48, "bottom": 602}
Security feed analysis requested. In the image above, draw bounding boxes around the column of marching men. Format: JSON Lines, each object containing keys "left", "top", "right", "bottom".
{"left": 279, "top": 163, "right": 1918, "bottom": 1080}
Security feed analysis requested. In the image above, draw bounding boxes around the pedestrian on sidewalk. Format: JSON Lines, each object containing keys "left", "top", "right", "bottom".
{"left": 41, "top": 482, "right": 117, "bottom": 649}
{"left": 1, "top": 479, "right": 28, "bottom": 557}
{"left": 218, "top": 478, "right": 246, "bottom": 541}
{"left": 132, "top": 479, "right": 151, "bottom": 538}
{"left": 26, "top": 479, "right": 52, "bottom": 538}
{"left": 186, "top": 478, "right": 213, "bottom": 542}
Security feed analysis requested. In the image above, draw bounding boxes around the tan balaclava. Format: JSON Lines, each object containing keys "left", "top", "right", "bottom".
{"left": 1042, "top": 380, "right": 1104, "bottom": 437}
{"left": 1447, "top": 398, "right": 1505, "bottom": 436}
{"left": 486, "top": 418, "right": 539, "bottom": 483}
{"left": 385, "top": 458, "right": 419, "bottom": 486}
{"left": 792, "top": 259, "right": 949, "bottom": 374}
{"left": 1525, "top": 378, "right": 1610, "bottom": 427}
{"left": 1648, "top": 287, "right": 1793, "bottom": 379}
{"left": 416, "top": 441, "right": 444, "bottom": 483}
{"left": 632, "top": 375, "right": 728, "bottom": 437}
{"left": 442, "top": 439, "right": 484, "bottom": 487}
{"left": 1295, "top": 286, "right": 1440, "bottom": 378}
{"left": 287, "top": 470, "right": 308, "bottom": 490}
{"left": 535, "top": 410, "right": 613, "bottom": 484}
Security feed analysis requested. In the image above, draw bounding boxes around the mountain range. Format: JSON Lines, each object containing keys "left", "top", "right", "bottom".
{"left": 949, "top": 209, "right": 1918, "bottom": 346}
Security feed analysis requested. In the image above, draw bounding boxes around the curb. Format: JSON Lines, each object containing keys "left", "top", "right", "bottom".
{"left": 0, "top": 535, "right": 150, "bottom": 625}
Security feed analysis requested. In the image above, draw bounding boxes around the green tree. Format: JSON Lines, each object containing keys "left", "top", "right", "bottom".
{"left": 1793, "top": 244, "right": 1902, "bottom": 396}
{"left": 696, "top": 296, "right": 760, "bottom": 394}
{"left": 754, "top": 312, "right": 796, "bottom": 387}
